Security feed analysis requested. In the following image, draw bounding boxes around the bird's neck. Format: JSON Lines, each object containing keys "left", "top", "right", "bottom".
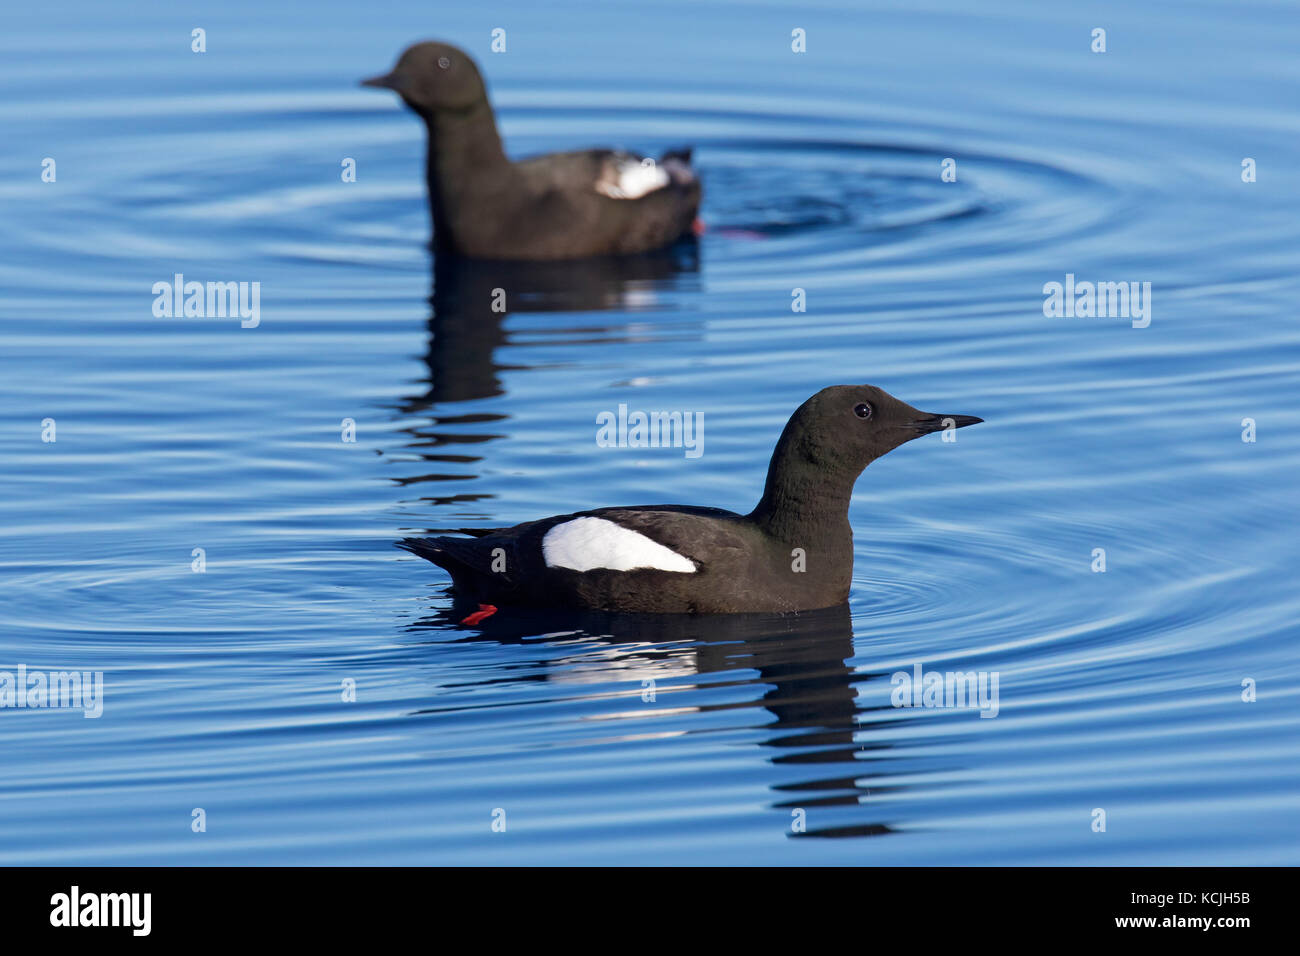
{"left": 422, "top": 101, "right": 514, "bottom": 247}
{"left": 748, "top": 439, "right": 860, "bottom": 548}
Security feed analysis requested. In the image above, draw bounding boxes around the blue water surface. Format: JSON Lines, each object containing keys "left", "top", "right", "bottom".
{"left": 1, "top": 0, "right": 1298, "bottom": 864}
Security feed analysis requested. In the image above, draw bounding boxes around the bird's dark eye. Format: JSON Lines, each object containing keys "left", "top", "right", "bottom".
{"left": 854, "top": 402, "right": 873, "bottom": 420}
{"left": 437, "top": 56, "right": 451, "bottom": 69}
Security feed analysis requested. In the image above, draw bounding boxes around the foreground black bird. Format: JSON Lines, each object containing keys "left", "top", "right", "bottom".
{"left": 362, "top": 41, "right": 702, "bottom": 260}
{"left": 400, "top": 385, "right": 982, "bottom": 614}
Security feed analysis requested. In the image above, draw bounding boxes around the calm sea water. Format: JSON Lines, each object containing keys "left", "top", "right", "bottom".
{"left": 2, "top": 0, "right": 1298, "bottom": 865}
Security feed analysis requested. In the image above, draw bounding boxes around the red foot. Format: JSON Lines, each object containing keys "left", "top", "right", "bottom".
{"left": 460, "top": 604, "right": 498, "bottom": 626}
{"left": 692, "top": 217, "right": 707, "bottom": 236}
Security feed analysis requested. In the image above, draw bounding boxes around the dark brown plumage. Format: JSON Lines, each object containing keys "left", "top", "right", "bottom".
{"left": 362, "top": 41, "right": 701, "bottom": 260}
{"left": 399, "top": 385, "right": 982, "bottom": 614}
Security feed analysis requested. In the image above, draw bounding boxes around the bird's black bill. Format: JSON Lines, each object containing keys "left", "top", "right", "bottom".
{"left": 907, "top": 413, "right": 984, "bottom": 435}
{"left": 360, "top": 72, "right": 400, "bottom": 90}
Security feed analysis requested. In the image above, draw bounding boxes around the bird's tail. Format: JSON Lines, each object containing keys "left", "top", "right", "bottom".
{"left": 661, "top": 148, "right": 697, "bottom": 188}
{"left": 396, "top": 536, "right": 447, "bottom": 565}
{"left": 397, "top": 535, "right": 503, "bottom": 581}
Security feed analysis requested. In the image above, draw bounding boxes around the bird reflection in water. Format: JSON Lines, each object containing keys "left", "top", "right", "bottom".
{"left": 407, "top": 601, "right": 908, "bottom": 839}
{"left": 388, "top": 242, "right": 699, "bottom": 512}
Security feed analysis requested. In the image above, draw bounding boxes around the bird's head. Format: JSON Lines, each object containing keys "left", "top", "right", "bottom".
{"left": 361, "top": 41, "right": 488, "bottom": 114}
{"left": 778, "top": 384, "right": 983, "bottom": 479}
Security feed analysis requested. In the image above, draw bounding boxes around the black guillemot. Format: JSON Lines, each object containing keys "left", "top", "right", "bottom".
{"left": 362, "top": 41, "right": 701, "bottom": 260}
{"left": 399, "top": 384, "right": 982, "bottom": 614}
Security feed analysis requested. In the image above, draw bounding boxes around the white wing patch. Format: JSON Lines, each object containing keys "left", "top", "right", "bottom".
{"left": 595, "top": 155, "right": 670, "bottom": 200}
{"left": 542, "top": 517, "right": 696, "bottom": 573}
